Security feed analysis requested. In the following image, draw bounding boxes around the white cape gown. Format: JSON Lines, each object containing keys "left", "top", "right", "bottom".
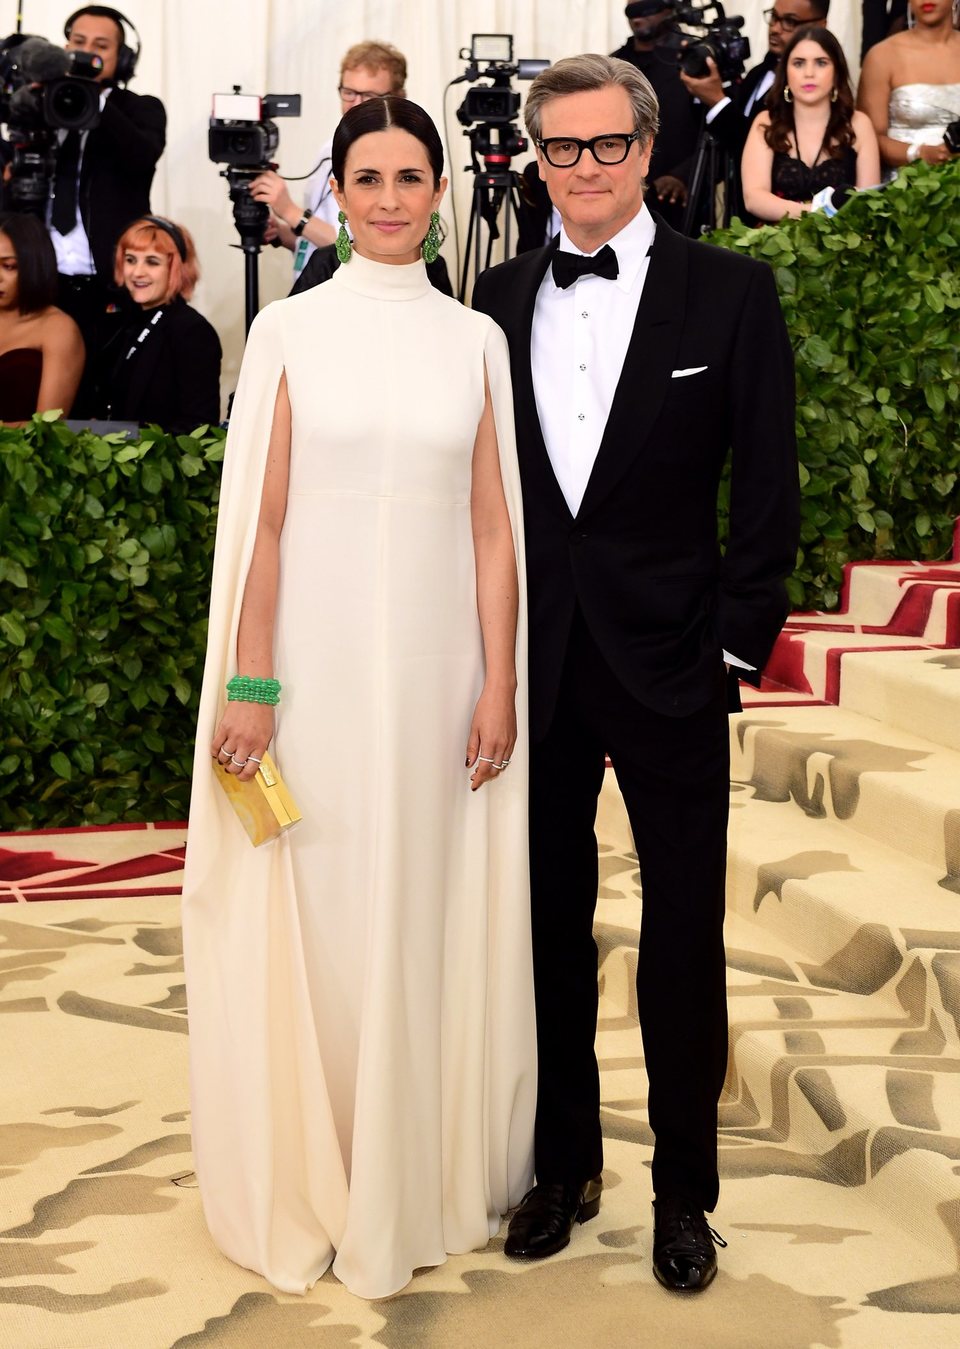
{"left": 182, "top": 254, "right": 536, "bottom": 1299}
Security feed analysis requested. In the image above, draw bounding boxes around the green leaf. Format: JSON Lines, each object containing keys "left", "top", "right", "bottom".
{"left": 85, "top": 682, "right": 111, "bottom": 707}
{"left": 0, "top": 612, "right": 27, "bottom": 647}
{"left": 172, "top": 675, "right": 192, "bottom": 705}
{"left": 50, "top": 751, "right": 73, "bottom": 779}
{"left": 924, "top": 283, "right": 945, "bottom": 314}
{"left": 801, "top": 336, "right": 833, "bottom": 369}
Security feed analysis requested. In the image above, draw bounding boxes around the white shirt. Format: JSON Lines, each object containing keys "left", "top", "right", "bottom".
{"left": 293, "top": 135, "right": 337, "bottom": 275}
{"left": 48, "top": 86, "right": 111, "bottom": 276}
{"left": 530, "top": 201, "right": 754, "bottom": 672}
{"left": 704, "top": 67, "right": 775, "bottom": 125}
{"left": 531, "top": 203, "right": 656, "bottom": 518}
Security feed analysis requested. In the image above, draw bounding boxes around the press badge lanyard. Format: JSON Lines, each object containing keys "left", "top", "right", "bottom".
{"left": 125, "top": 308, "right": 165, "bottom": 362}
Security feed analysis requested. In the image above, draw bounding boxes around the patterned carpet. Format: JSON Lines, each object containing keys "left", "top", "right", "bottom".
{"left": 1, "top": 785, "right": 958, "bottom": 1348}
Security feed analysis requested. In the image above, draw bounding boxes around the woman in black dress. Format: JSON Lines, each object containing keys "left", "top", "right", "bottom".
{"left": 96, "top": 216, "right": 221, "bottom": 432}
{"left": 742, "top": 27, "right": 881, "bottom": 223}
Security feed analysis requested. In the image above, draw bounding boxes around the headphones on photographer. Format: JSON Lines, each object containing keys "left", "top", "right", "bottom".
{"left": 63, "top": 5, "right": 141, "bottom": 85}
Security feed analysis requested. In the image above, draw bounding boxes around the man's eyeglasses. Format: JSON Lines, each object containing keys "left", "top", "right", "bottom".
{"left": 536, "top": 131, "right": 642, "bottom": 168}
{"left": 338, "top": 85, "right": 389, "bottom": 104}
{"left": 763, "top": 7, "right": 806, "bottom": 30}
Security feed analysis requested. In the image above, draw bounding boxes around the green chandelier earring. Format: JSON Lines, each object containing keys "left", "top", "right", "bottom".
{"left": 422, "top": 211, "right": 441, "bottom": 264}
{"left": 335, "top": 210, "right": 352, "bottom": 263}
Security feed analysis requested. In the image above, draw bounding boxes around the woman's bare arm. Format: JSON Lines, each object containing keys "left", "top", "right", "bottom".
{"left": 37, "top": 310, "right": 85, "bottom": 416}
{"left": 741, "top": 115, "right": 809, "bottom": 222}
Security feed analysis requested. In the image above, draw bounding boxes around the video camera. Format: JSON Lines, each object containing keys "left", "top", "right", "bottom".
{"left": 455, "top": 35, "right": 548, "bottom": 164}
{"left": 208, "top": 88, "right": 301, "bottom": 171}
{"left": 651, "top": 2, "right": 751, "bottom": 84}
{"left": 0, "top": 33, "right": 103, "bottom": 214}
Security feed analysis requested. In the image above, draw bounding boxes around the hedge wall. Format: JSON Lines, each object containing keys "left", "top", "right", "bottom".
{"left": 0, "top": 417, "right": 224, "bottom": 828}
{"left": 710, "top": 159, "right": 960, "bottom": 610}
{"left": 1, "top": 165, "right": 959, "bottom": 828}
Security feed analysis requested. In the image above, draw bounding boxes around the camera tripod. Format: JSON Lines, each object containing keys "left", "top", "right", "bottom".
{"left": 682, "top": 120, "right": 735, "bottom": 237}
{"left": 222, "top": 167, "right": 271, "bottom": 334}
{"left": 458, "top": 125, "right": 524, "bottom": 304}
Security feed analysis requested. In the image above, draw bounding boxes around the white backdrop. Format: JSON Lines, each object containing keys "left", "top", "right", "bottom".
{"left": 6, "top": 2, "right": 863, "bottom": 396}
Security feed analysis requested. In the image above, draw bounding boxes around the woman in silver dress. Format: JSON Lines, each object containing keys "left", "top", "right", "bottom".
{"left": 858, "top": 0, "right": 960, "bottom": 170}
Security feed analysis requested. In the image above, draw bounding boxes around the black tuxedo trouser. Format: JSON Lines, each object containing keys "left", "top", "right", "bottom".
{"left": 530, "top": 608, "right": 729, "bottom": 1211}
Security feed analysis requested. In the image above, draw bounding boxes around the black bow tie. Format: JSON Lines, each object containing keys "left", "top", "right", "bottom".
{"left": 552, "top": 244, "right": 619, "bottom": 289}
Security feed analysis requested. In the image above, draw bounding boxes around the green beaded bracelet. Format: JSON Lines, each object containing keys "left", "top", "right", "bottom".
{"left": 226, "top": 674, "right": 281, "bottom": 706}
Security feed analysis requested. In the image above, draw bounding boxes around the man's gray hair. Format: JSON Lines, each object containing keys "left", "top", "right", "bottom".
{"left": 523, "top": 54, "right": 660, "bottom": 145}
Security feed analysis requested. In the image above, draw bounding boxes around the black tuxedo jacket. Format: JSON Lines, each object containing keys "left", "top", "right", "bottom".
{"left": 72, "top": 86, "right": 166, "bottom": 280}
{"left": 96, "top": 297, "right": 221, "bottom": 433}
{"left": 472, "top": 218, "right": 799, "bottom": 738}
{"left": 708, "top": 52, "right": 779, "bottom": 160}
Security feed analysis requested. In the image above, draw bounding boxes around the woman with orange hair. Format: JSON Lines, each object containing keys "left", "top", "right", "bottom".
{"left": 94, "top": 216, "right": 222, "bottom": 432}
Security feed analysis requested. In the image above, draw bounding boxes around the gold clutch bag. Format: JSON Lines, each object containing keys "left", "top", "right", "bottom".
{"left": 212, "top": 750, "right": 302, "bottom": 847}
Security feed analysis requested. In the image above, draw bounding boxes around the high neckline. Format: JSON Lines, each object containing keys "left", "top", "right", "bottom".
{"left": 332, "top": 250, "right": 432, "bottom": 301}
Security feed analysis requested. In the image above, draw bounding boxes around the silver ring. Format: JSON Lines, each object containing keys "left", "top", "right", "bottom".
{"left": 477, "top": 756, "right": 497, "bottom": 764}
{"left": 220, "top": 747, "right": 236, "bottom": 758}
{"left": 246, "top": 755, "right": 262, "bottom": 765}
{"left": 500, "top": 758, "right": 511, "bottom": 766}
{"left": 230, "top": 755, "right": 248, "bottom": 767}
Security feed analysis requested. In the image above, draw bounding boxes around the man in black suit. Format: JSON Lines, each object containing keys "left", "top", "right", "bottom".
{"left": 472, "top": 54, "right": 799, "bottom": 1292}
{"left": 680, "top": 0, "right": 829, "bottom": 219}
{"left": 52, "top": 6, "right": 165, "bottom": 403}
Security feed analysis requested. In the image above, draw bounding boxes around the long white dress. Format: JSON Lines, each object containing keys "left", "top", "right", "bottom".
{"left": 181, "top": 253, "right": 536, "bottom": 1299}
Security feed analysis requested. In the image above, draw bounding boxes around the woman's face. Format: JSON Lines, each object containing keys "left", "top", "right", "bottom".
{"left": 786, "top": 40, "right": 835, "bottom": 106}
{"left": 333, "top": 127, "right": 446, "bottom": 266}
{"left": 910, "top": 0, "right": 954, "bottom": 26}
{"left": 0, "top": 233, "right": 20, "bottom": 311}
{"left": 122, "top": 243, "right": 171, "bottom": 308}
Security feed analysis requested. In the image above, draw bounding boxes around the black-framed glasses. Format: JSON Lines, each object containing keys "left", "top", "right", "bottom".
{"left": 762, "top": 7, "right": 806, "bottom": 30}
{"left": 338, "top": 85, "right": 389, "bottom": 104}
{"left": 536, "top": 131, "right": 642, "bottom": 168}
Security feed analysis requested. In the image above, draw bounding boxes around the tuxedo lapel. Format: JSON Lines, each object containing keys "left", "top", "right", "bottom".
{"left": 504, "top": 241, "right": 575, "bottom": 523}
{"left": 576, "top": 220, "right": 688, "bottom": 521}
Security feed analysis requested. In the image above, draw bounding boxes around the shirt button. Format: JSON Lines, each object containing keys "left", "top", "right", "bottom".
{"left": 577, "top": 413, "right": 585, "bottom": 421}
{"left": 581, "top": 311, "right": 588, "bottom": 318}
{"left": 579, "top": 364, "right": 587, "bottom": 371}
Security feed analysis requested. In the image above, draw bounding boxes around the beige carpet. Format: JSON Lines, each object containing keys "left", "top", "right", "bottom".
{"left": 2, "top": 780, "right": 958, "bottom": 1348}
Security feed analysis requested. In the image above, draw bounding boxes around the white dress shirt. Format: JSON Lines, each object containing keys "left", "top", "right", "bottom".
{"left": 48, "top": 87, "right": 111, "bottom": 276}
{"left": 530, "top": 201, "right": 753, "bottom": 672}
{"left": 531, "top": 203, "right": 656, "bottom": 518}
{"left": 293, "top": 134, "right": 337, "bottom": 275}
{"left": 704, "top": 67, "right": 775, "bottom": 124}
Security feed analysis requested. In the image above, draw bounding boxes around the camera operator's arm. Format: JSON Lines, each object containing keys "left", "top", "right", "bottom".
{"left": 250, "top": 171, "right": 336, "bottom": 251}
{"left": 96, "top": 92, "right": 166, "bottom": 173}
{"left": 38, "top": 311, "right": 85, "bottom": 417}
{"left": 858, "top": 44, "right": 955, "bottom": 167}
{"left": 741, "top": 114, "right": 810, "bottom": 222}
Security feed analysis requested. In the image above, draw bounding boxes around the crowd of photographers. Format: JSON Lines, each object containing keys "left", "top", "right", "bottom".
{"left": 1, "top": 2, "right": 958, "bottom": 430}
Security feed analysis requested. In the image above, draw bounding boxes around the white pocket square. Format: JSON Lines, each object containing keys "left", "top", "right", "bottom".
{"left": 671, "top": 366, "right": 708, "bottom": 378}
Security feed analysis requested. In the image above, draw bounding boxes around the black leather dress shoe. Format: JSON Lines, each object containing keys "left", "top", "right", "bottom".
{"left": 652, "top": 1195, "right": 726, "bottom": 1292}
{"left": 503, "top": 1175, "right": 603, "bottom": 1259}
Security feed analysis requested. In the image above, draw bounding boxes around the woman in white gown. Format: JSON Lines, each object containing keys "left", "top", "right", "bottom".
{"left": 182, "top": 97, "right": 536, "bottom": 1300}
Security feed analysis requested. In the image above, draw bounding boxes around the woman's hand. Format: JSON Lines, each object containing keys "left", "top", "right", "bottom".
{"left": 918, "top": 141, "right": 954, "bottom": 164}
{"left": 466, "top": 681, "right": 517, "bottom": 791}
{"left": 212, "top": 704, "right": 274, "bottom": 782}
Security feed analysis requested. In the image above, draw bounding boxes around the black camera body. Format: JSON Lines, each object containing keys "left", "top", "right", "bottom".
{"left": 208, "top": 90, "right": 301, "bottom": 171}
{"left": 667, "top": 2, "right": 750, "bottom": 83}
{"left": 455, "top": 35, "right": 547, "bottom": 144}
{"left": 0, "top": 34, "right": 103, "bottom": 214}
{"left": 944, "top": 118, "right": 960, "bottom": 155}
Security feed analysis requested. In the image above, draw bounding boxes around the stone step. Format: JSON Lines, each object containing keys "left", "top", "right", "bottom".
{"left": 839, "top": 648, "right": 960, "bottom": 753}
{"left": 731, "top": 704, "right": 960, "bottom": 881}
{"left": 763, "top": 628, "right": 937, "bottom": 702}
{"left": 839, "top": 559, "right": 960, "bottom": 640}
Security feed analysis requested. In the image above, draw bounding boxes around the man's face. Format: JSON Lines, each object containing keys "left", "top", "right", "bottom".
{"left": 537, "top": 84, "right": 652, "bottom": 252}
{"left": 628, "top": 6, "right": 675, "bottom": 42}
{"left": 338, "top": 64, "right": 398, "bottom": 116}
{"left": 65, "top": 13, "right": 121, "bottom": 82}
{"left": 766, "top": 2, "right": 825, "bottom": 56}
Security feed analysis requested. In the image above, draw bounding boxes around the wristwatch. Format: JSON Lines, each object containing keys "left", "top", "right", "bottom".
{"left": 292, "top": 208, "right": 313, "bottom": 237}
{"left": 905, "top": 143, "right": 921, "bottom": 163}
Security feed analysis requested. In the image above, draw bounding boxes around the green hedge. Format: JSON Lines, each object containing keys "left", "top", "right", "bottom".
{"left": 710, "top": 160, "right": 960, "bottom": 610}
{"left": 0, "top": 417, "right": 224, "bottom": 828}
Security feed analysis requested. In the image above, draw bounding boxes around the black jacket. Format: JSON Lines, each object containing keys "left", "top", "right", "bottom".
{"left": 472, "top": 219, "right": 799, "bottom": 735}
{"left": 96, "top": 296, "right": 221, "bottom": 433}
{"left": 71, "top": 85, "right": 166, "bottom": 280}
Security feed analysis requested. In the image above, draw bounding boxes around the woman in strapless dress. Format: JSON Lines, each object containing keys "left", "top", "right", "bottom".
{"left": 858, "top": 0, "right": 960, "bottom": 170}
{"left": 742, "top": 26, "right": 881, "bottom": 223}
{"left": 0, "top": 213, "right": 84, "bottom": 424}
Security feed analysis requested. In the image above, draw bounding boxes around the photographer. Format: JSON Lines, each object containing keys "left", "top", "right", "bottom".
{"left": 49, "top": 7, "right": 165, "bottom": 386}
{"left": 611, "top": 2, "right": 700, "bottom": 228}
{"left": 680, "top": 1, "right": 829, "bottom": 218}
{"left": 249, "top": 41, "right": 407, "bottom": 281}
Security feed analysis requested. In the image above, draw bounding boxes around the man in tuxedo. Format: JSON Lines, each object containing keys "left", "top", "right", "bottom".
{"left": 472, "top": 54, "right": 798, "bottom": 1292}
{"left": 680, "top": 0, "right": 829, "bottom": 219}
{"left": 52, "top": 6, "right": 166, "bottom": 403}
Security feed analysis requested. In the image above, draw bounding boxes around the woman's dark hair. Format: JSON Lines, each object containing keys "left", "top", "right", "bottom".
{"left": 332, "top": 97, "right": 444, "bottom": 188}
{"left": 764, "top": 25, "right": 855, "bottom": 158}
{"left": 0, "top": 212, "right": 59, "bottom": 313}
